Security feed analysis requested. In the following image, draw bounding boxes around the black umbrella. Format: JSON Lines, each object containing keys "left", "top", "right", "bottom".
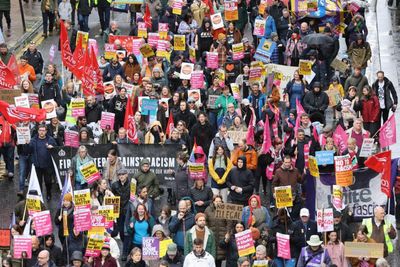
{"left": 302, "top": 33, "right": 334, "bottom": 46}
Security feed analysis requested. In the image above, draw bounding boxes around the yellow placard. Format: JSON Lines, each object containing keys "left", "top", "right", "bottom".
{"left": 275, "top": 186, "right": 293, "bottom": 208}
{"left": 26, "top": 195, "right": 41, "bottom": 214}
{"left": 98, "top": 205, "right": 114, "bottom": 222}
{"left": 79, "top": 162, "right": 99, "bottom": 181}
{"left": 159, "top": 239, "right": 173, "bottom": 257}
{"left": 138, "top": 22, "right": 147, "bottom": 38}
{"left": 308, "top": 156, "right": 320, "bottom": 178}
{"left": 130, "top": 178, "right": 137, "bottom": 201}
{"left": 274, "top": 71, "right": 283, "bottom": 81}
{"left": 104, "top": 196, "right": 121, "bottom": 219}
{"left": 71, "top": 98, "right": 85, "bottom": 109}
{"left": 232, "top": 43, "right": 244, "bottom": 54}
{"left": 299, "top": 60, "right": 312, "bottom": 76}
{"left": 74, "top": 189, "right": 91, "bottom": 207}
{"left": 140, "top": 44, "right": 155, "bottom": 58}
{"left": 174, "top": 35, "right": 186, "bottom": 51}
{"left": 189, "top": 46, "right": 196, "bottom": 61}
{"left": 77, "top": 31, "right": 89, "bottom": 49}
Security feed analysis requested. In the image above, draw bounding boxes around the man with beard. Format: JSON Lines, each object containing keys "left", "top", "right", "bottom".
{"left": 85, "top": 95, "right": 103, "bottom": 124}
{"left": 184, "top": 213, "right": 216, "bottom": 259}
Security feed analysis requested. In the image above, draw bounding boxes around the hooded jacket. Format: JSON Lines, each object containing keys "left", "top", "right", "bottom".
{"left": 204, "top": 203, "right": 227, "bottom": 261}
{"left": 168, "top": 211, "right": 195, "bottom": 250}
{"left": 242, "top": 194, "right": 272, "bottom": 228}
{"left": 303, "top": 87, "right": 329, "bottom": 114}
{"left": 226, "top": 156, "right": 254, "bottom": 204}
{"left": 145, "top": 120, "right": 166, "bottom": 144}
{"left": 133, "top": 158, "right": 160, "bottom": 198}
{"left": 231, "top": 145, "right": 258, "bottom": 171}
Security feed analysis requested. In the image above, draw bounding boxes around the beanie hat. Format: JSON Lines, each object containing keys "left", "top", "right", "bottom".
{"left": 195, "top": 212, "right": 206, "bottom": 221}
{"left": 63, "top": 193, "right": 73, "bottom": 202}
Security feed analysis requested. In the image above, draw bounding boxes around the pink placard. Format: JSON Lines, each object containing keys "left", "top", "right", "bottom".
{"left": 86, "top": 171, "right": 101, "bottom": 185}
{"left": 190, "top": 71, "right": 205, "bottom": 89}
{"left": 91, "top": 215, "right": 106, "bottom": 228}
{"left": 235, "top": 229, "right": 255, "bottom": 257}
{"left": 277, "top": 233, "right": 291, "bottom": 259}
{"left": 206, "top": 52, "right": 219, "bottom": 69}
{"left": 148, "top": 33, "right": 159, "bottom": 48}
{"left": 64, "top": 130, "right": 79, "bottom": 148}
{"left": 33, "top": 210, "right": 53, "bottom": 237}
{"left": 132, "top": 39, "right": 142, "bottom": 55}
{"left": 13, "top": 236, "right": 32, "bottom": 259}
{"left": 100, "top": 112, "right": 115, "bottom": 129}
{"left": 158, "top": 23, "right": 169, "bottom": 39}
{"left": 74, "top": 208, "right": 92, "bottom": 232}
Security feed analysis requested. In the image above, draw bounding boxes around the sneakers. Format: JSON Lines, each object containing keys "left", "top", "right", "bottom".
{"left": 8, "top": 172, "right": 13, "bottom": 178}
{"left": 42, "top": 33, "right": 48, "bottom": 38}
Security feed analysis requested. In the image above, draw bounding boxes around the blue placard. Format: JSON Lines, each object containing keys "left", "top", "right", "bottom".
{"left": 141, "top": 99, "right": 158, "bottom": 115}
{"left": 315, "top": 151, "right": 334, "bottom": 165}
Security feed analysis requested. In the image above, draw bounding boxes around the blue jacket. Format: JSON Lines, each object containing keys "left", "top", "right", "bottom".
{"left": 29, "top": 135, "right": 57, "bottom": 169}
{"left": 263, "top": 15, "right": 276, "bottom": 39}
{"left": 102, "top": 62, "right": 125, "bottom": 82}
{"left": 168, "top": 212, "right": 195, "bottom": 250}
{"left": 247, "top": 93, "right": 267, "bottom": 120}
{"left": 241, "top": 206, "right": 272, "bottom": 228}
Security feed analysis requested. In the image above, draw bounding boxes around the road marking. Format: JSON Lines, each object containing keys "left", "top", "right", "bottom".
{"left": 15, "top": 35, "right": 45, "bottom": 59}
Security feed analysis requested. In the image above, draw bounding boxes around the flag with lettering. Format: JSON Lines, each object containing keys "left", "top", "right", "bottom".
{"left": 124, "top": 95, "right": 138, "bottom": 143}
{"left": 60, "top": 21, "right": 76, "bottom": 70}
{"left": 71, "top": 35, "right": 85, "bottom": 80}
{"left": 364, "top": 151, "right": 392, "bottom": 198}
{"left": 0, "top": 100, "right": 46, "bottom": 124}
{"left": 0, "top": 60, "right": 16, "bottom": 89}
{"left": 379, "top": 113, "right": 396, "bottom": 148}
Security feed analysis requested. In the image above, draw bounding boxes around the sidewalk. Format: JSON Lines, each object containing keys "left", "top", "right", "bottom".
{"left": 5, "top": 0, "right": 43, "bottom": 53}
{"left": 366, "top": 0, "right": 400, "bottom": 158}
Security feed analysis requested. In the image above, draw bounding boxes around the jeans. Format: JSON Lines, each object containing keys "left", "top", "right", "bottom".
{"left": 211, "top": 188, "right": 228, "bottom": 203}
{"left": 35, "top": 167, "right": 53, "bottom": 197}
{"left": 208, "top": 111, "right": 218, "bottom": 134}
{"left": 0, "top": 10, "right": 11, "bottom": 30}
{"left": 381, "top": 108, "right": 390, "bottom": 124}
{"left": 78, "top": 13, "right": 89, "bottom": 32}
{"left": 274, "top": 258, "right": 296, "bottom": 267}
{"left": 98, "top": 5, "right": 111, "bottom": 32}
{"left": 18, "top": 155, "right": 31, "bottom": 192}
{"left": 42, "top": 11, "right": 55, "bottom": 34}
{"left": 0, "top": 145, "right": 14, "bottom": 174}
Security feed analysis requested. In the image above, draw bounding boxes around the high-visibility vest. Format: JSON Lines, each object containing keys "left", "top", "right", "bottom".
{"left": 65, "top": 103, "right": 77, "bottom": 125}
{"left": 362, "top": 218, "right": 393, "bottom": 253}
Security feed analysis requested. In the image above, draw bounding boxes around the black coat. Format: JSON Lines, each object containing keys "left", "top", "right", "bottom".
{"left": 23, "top": 49, "right": 44, "bottom": 74}
{"left": 293, "top": 219, "right": 319, "bottom": 250}
{"left": 47, "top": 244, "right": 65, "bottom": 267}
{"left": 219, "top": 234, "right": 239, "bottom": 267}
{"left": 190, "top": 122, "right": 214, "bottom": 156}
{"left": 226, "top": 157, "right": 254, "bottom": 204}
{"left": 303, "top": 89, "right": 329, "bottom": 114}
{"left": 372, "top": 77, "right": 398, "bottom": 110}
{"left": 111, "top": 180, "right": 131, "bottom": 214}
{"left": 269, "top": 217, "right": 303, "bottom": 259}
{"left": 85, "top": 103, "right": 103, "bottom": 124}
{"left": 174, "top": 109, "right": 197, "bottom": 132}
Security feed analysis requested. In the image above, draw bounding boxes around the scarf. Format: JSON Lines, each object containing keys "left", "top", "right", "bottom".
{"left": 266, "top": 147, "right": 281, "bottom": 180}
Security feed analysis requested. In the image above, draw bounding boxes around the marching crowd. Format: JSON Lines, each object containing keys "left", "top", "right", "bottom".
{"left": 0, "top": 0, "right": 399, "bottom": 266}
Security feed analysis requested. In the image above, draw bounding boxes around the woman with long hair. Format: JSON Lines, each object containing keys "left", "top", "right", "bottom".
{"left": 226, "top": 22, "right": 242, "bottom": 50}
{"left": 285, "top": 70, "right": 306, "bottom": 114}
{"left": 208, "top": 145, "right": 232, "bottom": 203}
{"left": 127, "top": 203, "right": 155, "bottom": 249}
{"left": 97, "top": 178, "right": 114, "bottom": 205}
{"left": 189, "top": 178, "right": 213, "bottom": 213}
{"left": 20, "top": 79, "right": 34, "bottom": 94}
{"left": 123, "top": 54, "right": 141, "bottom": 83}
{"left": 285, "top": 28, "right": 306, "bottom": 66}
{"left": 325, "top": 230, "right": 345, "bottom": 267}
{"left": 354, "top": 85, "right": 380, "bottom": 137}
{"left": 195, "top": 17, "right": 213, "bottom": 62}
{"left": 219, "top": 222, "right": 245, "bottom": 266}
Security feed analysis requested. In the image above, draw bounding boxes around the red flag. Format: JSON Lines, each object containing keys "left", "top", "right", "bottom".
{"left": 7, "top": 54, "right": 20, "bottom": 85}
{"left": 0, "top": 60, "right": 17, "bottom": 89}
{"left": 312, "top": 126, "right": 319, "bottom": 142}
{"left": 124, "top": 96, "right": 138, "bottom": 144}
{"left": 60, "top": 21, "right": 76, "bottom": 71}
{"left": 246, "top": 108, "right": 256, "bottom": 147}
{"left": 262, "top": 113, "right": 271, "bottom": 154}
{"left": 294, "top": 98, "right": 305, "bottom": 137}
{"left": 364, "top": 151, "right": 392, "bottom": 198}
{"left": 333, "top": 124, "right": 348, "bottom": 154}
{"left": 90, "top": 47, "right": 104, "bottom": 94}
{"left": 379, "top": 113, "right": 396, "bottom": 148}
{"left": 80, "top": 48, "right": 96, "bottom": 96}
{"left": 71, "top": 35, "right": 85, "bottom": 80}
{"left": 144, "top": 5, "right": 152, "bottom": 29}
{"left": 166, "top": 112, "right": 175, "bottom": 137}
{"left": 0, "top": 100, "right": 46, "bottom": 124}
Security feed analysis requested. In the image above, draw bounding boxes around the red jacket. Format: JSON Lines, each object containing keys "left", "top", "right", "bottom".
{"left": 361, "top": 95, "right": 380, "bottom": 122}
